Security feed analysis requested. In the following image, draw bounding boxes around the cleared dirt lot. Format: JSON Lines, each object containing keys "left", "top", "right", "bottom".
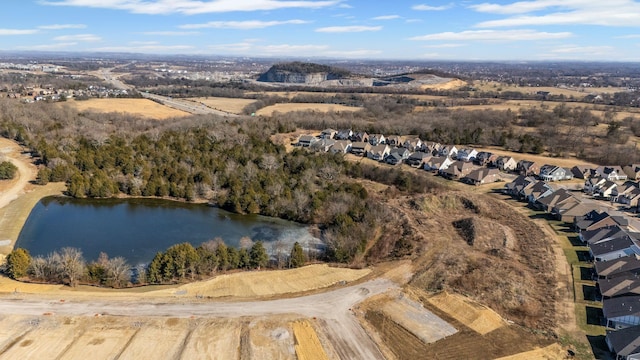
{"left": 60, "top": 98, "right": 190, "bottom": 119}
{"left": 190, "top": 97, "right": 257, "bottom": 115}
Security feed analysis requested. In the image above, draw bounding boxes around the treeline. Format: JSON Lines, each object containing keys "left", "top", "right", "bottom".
{"left": 3, "top": 241, "right": 308, "bottom": 287}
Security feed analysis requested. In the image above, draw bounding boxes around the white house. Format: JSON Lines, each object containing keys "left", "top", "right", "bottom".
{"left": 424, "top": 156, "right": 453, "bottom": 172}
{"left": 456, "top": 147, "right": 478, "bottom": 162}
{"left": 367, "top": 144, "right": 391, "bottom": 161}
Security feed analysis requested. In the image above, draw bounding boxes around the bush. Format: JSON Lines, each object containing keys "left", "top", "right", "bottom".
{"left": 6, "top": 248, "right": 31, "bottom": 279}
{"left": 0, "top": 161, "right": 17, "bottom": 180}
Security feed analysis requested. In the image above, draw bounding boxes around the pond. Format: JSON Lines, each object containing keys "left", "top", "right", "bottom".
{"left": 15, "top": 197, "right": 323, "bottom": 266}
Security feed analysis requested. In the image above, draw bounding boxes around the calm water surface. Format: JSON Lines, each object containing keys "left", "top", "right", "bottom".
{"left": 15, "top": 197, "right": 321, "bottom": 266}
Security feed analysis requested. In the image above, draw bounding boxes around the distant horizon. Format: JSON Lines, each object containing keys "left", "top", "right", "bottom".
{"left": 3, "top": 1, "right": 640, "bottom": 61}
{"left": 1, "top": 50, "right": 640, "bottom": 65}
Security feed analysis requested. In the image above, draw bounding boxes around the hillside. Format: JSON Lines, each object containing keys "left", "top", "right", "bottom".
{"left": 257, "top": 61, "right": 352, "bottom": 84}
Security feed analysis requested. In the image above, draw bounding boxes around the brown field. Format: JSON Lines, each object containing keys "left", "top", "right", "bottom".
{"left": 189, "top": 97, "right": 257, "bottom": 114}
{"left": 180, "top": 319, "right": 241, "bottom": 360}
{"left": 473, "top": 146, "right": 598, "bottom": 169}
{"left": 426, "top": 292, "right": 505, "bottom": 335}
{"left": 473, "top": 80, "right": 627, "bottom": 97}
{"left": 61, "top": 99, "right": 190, "bottom": 119}
{"left": 421, "top": 79, "right": 467, "bottom": 91}
{"left": 495, "top": 343, "right": 567, "bottom": 360}
{"left": 292, "top": 320, "right": 329, "bottom": 360}
{"left": 255, "top": 103, "right": 361, "bottom": 116}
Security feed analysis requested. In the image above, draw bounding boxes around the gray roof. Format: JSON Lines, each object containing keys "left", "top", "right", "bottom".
{"left": 600, "top": 272, "right": 640, "bottom": 298}
{"left": 604, "top": 295, "right": 640, "bottom": 319}
{"left": 590, "top": 236, "right": 635, "bottom": 257}
{"left": 596, "top": 255, "right": 640, "bottom": 279}
{"left": 607, "top": 326, "right": 640, "bottom": 357}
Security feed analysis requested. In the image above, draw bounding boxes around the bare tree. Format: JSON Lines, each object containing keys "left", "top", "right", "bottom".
{"left": 59, "top": 247, "right": 85, "bottom": 287}
{"left": 106, "top": 256, "right": 130, "bottom": 288}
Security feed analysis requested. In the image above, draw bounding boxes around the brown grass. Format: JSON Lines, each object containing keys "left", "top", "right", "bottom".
{"left": 473, "top": 80, "right": 627, "bottom": 96}
{"left": 62, "top": 99, "right": 190, "bottom": 119}
{"left": 255, "top": 103, "right": 361, "bottom": 116}
{"left": 420, "top": 79, "right": 467, "bottom": 91}
{"left": 189, "top": 97, "right": 256, "bottom": 114}
{"left": 473, "top": 146, "right": 598, "bottom": 168}
{"left": 292, "top": 320, "right": 329, "bottom": 360}
{"left": 494, "top": 343, "right": 567, "bottom": 360}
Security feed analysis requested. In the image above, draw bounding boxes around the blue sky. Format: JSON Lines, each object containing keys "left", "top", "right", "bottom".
{"left": 1, "top": 0, "right": 640, "bottom": 61}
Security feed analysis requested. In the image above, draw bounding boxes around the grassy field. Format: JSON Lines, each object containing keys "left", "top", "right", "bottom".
{"left": 472, "top": 81, "right": 627, "bottom": 97}
{"left": 62, "top": 99, "right": 190, "bottom": 119}
{"left": 255, "top": 103, "right": 361, "bottom": 116}
{"left": 189, "top": 97, "right": 256, "bottom": 115}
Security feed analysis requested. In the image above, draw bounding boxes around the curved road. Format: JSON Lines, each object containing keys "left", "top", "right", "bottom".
{"left": 0, "top": 139, "right": 36, "bottom": 209}
{"left": 2, "top": 278, "right": 396, "bottom": 359}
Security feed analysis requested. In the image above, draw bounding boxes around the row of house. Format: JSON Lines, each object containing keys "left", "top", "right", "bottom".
{"left": 503, "top": 175, "right": 640, "bottom": 359}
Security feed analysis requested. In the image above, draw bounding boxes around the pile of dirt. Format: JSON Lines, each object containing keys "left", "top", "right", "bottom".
{"left": 384, "top": 191, "right": 557, "bottom": 332}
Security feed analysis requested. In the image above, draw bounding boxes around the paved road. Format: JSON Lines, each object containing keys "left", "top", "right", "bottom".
{"left": 1, "top": 278, "right": 396, "bottom": 359}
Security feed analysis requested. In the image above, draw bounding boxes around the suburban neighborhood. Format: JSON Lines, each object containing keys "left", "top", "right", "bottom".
{"left": 298, "top": 128, "right": 640, "bottom": 359}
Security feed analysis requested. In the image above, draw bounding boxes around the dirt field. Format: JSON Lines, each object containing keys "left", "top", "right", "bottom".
{"left": 426, "top": 292, "right": 506, "bottom": 335}
{"left": 61, "top": 98, "right": 190, "bottom": 119}
{"left": 255, "top": 103, "right": 361, "bottom": 116}
{"left": 473, "top": 146, "right": 598, "bottom": 169}
{"left": 189, "top": 97, "right": 256, "bottom": 115}
{"left": 421, "top": 79, "right": 467, "bottom": 91}
{"left": 473, "top": 81, "right": 627, "bottom": 97}
{"left": 292, "top": 320, "right": 329, "bottom": 360}
{"left": 495, "top": 343, "right": 568, "bottom": 360}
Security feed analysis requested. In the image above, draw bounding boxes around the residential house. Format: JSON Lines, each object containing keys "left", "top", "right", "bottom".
{"left": 589, "top": 235, "right": 638, "bottom": 262}
{"left": 606, "top": 325, "right": 640, "bottom": 359}
{"left": 575, "top": 212, "right": 629, "bottom": 235}
{"left": 604, "top": 296, "right": 640, "bottom": 329}
{"left": 572, "top": 165, "right": 595, "bottom": 179}
{"left": 595, "top": 166, "right": 628, "bottom": 182}
{"left": 535, "top": 188, "right": 576, "bottom": 212}
{"left": 368, "top": 134, "right": 386, "bottom": 146}
{"left": 386, "top": 135, "right": 403, "bottom": 147}
{"left": 350, "top": 142, "right": 371, "bottom": 156}
{"left": 462, "top": 168, "right": 500, "bottom": 186}
{"left": 385, "top": 152, "right": 404, "bottom": 166}
{"left": 329, "top": 140, "right": 352, "bottom": 154}
{"left": 406, "top": 152, "right": 432, "bottom": 168}
{"left": 580, "top": 225, "right": 630, "bottom": 245}
{"left": 553, "top": 200, "right": 601, "bottom": 223}
{"left": 424, "top": 156, "right": 453, "bottom": 172}
{"left": 598, "top": 181, "right": 619, "bottom": 199}
{"left": 320, "top": 128, "right": 337, "bottom": 139}
{"left": 335, "top": 129, "right": 353, "bottom": 140}
{"left": 620, "top": 188, "right": 640, "bottom": 208}
{"left": 440, "top": 161, "right": 475, "bottom": 180}
{"left": 599, "top": 273, "right": 640, "bottom": 298}
{"left": 367, "top": 144, "right": 391, "bottom": 161}
{"left": 296, "top": 135, "right": 318, "bottom": 147}
{"left": 350, "top": 131, "right": 369, "bottom": 143}
{"left": 495, "top": 156, "right": 518, "bottom": 172}
{"left": 524, "top": 181, "right": 554, "bottom": 204}
{"left": 421, "top": 141, "right": 441, "bottom": 155}
{"left": 624, "top": 164, "right": 640, "bottom": 181}
{"left": 516, "top": 160, "right": 541, "bottom": 176}
{"left": 503, "top": 175, "right": 536, "bottom": 197}
{"left": 402, "top": 138, "right": 422, "bottom": 152}
{"left": 474, "top": 151, "right": 494, "bottom": 166}
{"left": 595, "top": 255, "right": 640, "bottom": 279}
{"left": 615, "top": 181, "right": 640, "bottom": 200}
{"left": 438, "top": 145, "right": 458, "bottom": 159}
{"left": 585, "top": 177, "right": 608, "bottom": 195}
{"left": 456, "top": 147, "right": 478, "bottom": 162}
{"left": 310, "top": 138, "right": 335, "bottom": 152}
{"left": 539, "top": 165, "right": 574, "bottom": 182}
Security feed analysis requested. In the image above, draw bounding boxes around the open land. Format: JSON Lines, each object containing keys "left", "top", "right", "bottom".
{"left": 60, "top": 98, "right": 190, "bottom": 119}
{"left": 190, "top": 97, "right": 257, "bottom": 115}
{"left": 255, "top": 103, "right": 361, "bottom": 116}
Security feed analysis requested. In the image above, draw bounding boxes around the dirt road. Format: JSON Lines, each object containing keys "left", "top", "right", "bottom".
{"left": 0, "top": 139, "right": 36, "bottom": 209}
{"left": 1, "top": 278, "right": 396, "bottom": 359}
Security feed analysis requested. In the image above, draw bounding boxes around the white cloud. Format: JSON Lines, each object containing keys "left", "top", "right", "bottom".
{"left": 315, "top": 25, "right": 382, "bottom": 33}
{"left": 409, "top": 29, "right": 572, "bottom": 41}
{"left": 180, "top": 19, "right": 309, "bottom": 29}
{"left": 550, "top": 45, "right": 614, "bottom": 54}
{"left": 422, "top": 43, "right": 466, "bottom": 48}
{"left": 617, "top": 34, "right": 640, "bottom": 38}
{"left": 405, "top": 19, "right": 423, "bottom": 23}
{"left": 129, "top": 41, "right": 159, "bottom": 45}
{"left": 472, "top": 0, "right": 640, "bottom": 27}
{"left": 0, "top": 29, "right": 39, "bottom": 35}
{"left": 38, "top": 24, "right": 86, "bottom": 30}
{"left": 372, "top": 15, "right": 401, "bottom": 20}
{"left": 53, "top": 34, "right": 101, "bottom": 42}
{"left": 143, "top": 31, "right": 200, "bottom": 36}
{"left": 412, "top": 3, "right": 453, "bottom": 11}
{"left": 40, "top": 0, "right": 342, "bottom": 15}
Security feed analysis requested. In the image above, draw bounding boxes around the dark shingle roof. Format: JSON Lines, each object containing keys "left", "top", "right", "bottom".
{"left": 596, "top": 255, "right": 640, "bottom": 279}
{"left": 607, "top": 326, "right": 640, "bottom": 357}
{"left": 604, "top": 295, "right": 640, "bottom": 319}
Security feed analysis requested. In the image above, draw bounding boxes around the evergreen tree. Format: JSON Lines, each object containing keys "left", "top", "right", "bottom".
{"left": 6, "top": 248, "right": 31, "bottom": 279}
{"left": 249, "top": 241, "right": 269, "bottom": 269}
{"left": 289, "top": 242, "right": 306, "bottom": 268}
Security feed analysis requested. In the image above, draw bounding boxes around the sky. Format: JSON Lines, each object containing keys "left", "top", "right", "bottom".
{"left": 1, "top": 0, "right": 640, "bottom": 61}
